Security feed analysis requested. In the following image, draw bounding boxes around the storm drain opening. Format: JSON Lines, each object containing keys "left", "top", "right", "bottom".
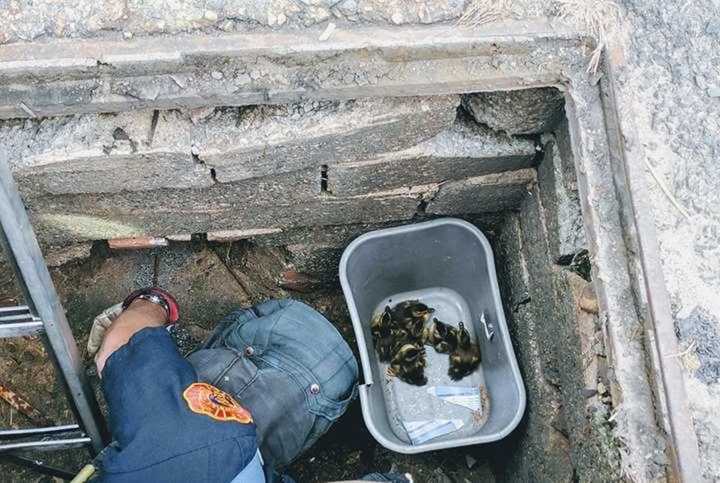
{"left": 0, "top": 11, "right": 698, "bottom": 472}
{"left": 0, "top": 87, "right": 628, "bottom": 481}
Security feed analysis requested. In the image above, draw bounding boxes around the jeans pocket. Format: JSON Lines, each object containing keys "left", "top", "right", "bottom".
{"left": 188, "top": 348, "right": 259, "bottom": 395}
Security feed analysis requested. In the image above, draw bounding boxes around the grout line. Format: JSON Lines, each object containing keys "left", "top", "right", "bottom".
{"left": 152, "top": 254, "right": 159, "bottom": 287}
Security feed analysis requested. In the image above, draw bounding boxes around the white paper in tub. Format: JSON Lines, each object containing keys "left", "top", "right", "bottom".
{"left": 427, "top": 386, "right": 482, "bottom": 413}
{"left": 402, "top": 419, "right": 465, "bottom": 445}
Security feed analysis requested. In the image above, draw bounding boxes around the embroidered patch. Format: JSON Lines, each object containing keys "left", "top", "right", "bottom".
{"left": 183, "top": 382, "right": 253, "bottom": 424}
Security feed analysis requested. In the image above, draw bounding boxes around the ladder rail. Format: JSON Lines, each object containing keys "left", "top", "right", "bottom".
{"left": 0, "top": 154, "right": 107, "bottom": 453}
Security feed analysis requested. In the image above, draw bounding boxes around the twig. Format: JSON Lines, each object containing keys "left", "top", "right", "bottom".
{"left": 664, "top": 339, "right": 697, "bottom": 359}
{"left": 0, "top": 380, "right": 53, "bottom": 426}
{"left": 642, "top": 157, "right": 691, "bottom": 219}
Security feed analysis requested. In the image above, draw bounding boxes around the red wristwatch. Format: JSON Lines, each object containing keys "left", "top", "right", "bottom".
{"left": 121, "top": 287, "right": 180, "bottom": 325}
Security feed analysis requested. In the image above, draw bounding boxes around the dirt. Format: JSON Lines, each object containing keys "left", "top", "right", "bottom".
{"left": 0, "top": 241, "right": 496, "bottom": 481}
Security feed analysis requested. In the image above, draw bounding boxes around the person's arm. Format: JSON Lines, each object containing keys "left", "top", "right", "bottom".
{"left": 94, "top": 299, "right": 167, "bottom": 376}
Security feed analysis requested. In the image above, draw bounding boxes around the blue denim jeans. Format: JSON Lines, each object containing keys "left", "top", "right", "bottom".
{"left": 188, "top": 299, "right": 359, "bottom": 468}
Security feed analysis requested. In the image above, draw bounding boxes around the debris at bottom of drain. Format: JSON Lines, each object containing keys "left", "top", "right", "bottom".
{"left": 403, "top": 419, "right": 464, "bottom": 445}
{"left": 427, "top": 385, "right": 482, "bottom": 412}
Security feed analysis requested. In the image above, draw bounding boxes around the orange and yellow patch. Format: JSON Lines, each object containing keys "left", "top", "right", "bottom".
{"left": 183, "top": 382, "right": 253, "bottom": 424}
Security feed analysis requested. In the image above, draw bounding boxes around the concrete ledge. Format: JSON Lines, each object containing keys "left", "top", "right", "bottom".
{"left": 0, "top": 22, "right": 581, "bottom": 119}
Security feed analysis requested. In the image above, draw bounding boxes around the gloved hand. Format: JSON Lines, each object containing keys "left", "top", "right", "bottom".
{"left": 86, "top": 303, "right": 122, "bottom": 356}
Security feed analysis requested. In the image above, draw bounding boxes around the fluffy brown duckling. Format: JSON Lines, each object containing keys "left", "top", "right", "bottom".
{"left": 422, "top": 318, "right": 458, "bottom": 354}
{"left": 387, "top": 343, "right": 428, "bottom": 386}
{"left": 448, "top": 321, "right": 481, "bottom": 381}
{"left": 392, "top": 300, "right": 434, "bottom": 342}
{"left": 370, "top": 306, "right": 396, "bottom": 363}
{"left": 392, "top": 300, "right": 435, "bottom": 323}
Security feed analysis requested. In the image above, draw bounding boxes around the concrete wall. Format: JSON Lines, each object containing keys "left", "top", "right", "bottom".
{"left": 2, "top": 96, "right": 540, "bottom": 247}
{"left": 491, "top": 190, "right": 619, "bottom": 482}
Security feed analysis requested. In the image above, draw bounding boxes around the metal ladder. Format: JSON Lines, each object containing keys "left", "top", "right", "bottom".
{"left": 0, "top": 154, "right": 107, "bottom": 474}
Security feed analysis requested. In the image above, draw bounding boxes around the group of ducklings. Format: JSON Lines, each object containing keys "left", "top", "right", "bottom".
{"left": 370, "top": 300, "right": 482, "bottom": 386}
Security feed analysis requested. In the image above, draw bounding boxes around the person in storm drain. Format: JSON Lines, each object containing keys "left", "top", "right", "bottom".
{"left": 75, "top": 287, "right": 388, "bottom": 483}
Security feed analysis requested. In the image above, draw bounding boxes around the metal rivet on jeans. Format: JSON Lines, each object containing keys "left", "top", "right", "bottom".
{"left": 244, "top": 346, "right": 254, "bottom": 356}
{"left": 309, "top": 383, "right": 320, "bottom": 395}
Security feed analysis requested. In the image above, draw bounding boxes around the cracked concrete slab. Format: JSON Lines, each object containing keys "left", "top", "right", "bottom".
{"left": 426, "top": 169, "right": 535, "bottom": 216}
{"left": 154, "top": 96, "right": 459, "bottom": 182}
{"left": 538, "top": 123, "right": 587, "bottom": 261}
{"left": 462, "top": 87, "right": 565, "bottom": 136}
{"left": 2, "top": 112, "right": 211, "bottom": 196}
{"left": 328, "top": 111, "right": 537, "bottom": 195}
{"left": 2, "top": 96, "right": 458, "bottom": 195}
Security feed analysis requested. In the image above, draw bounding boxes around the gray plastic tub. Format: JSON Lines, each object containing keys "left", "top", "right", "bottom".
{"left": 339, "top": 218, "right": 526, "bottom": 453}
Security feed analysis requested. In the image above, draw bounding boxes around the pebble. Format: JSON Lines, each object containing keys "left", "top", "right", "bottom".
{"left": 391, "top": 12, "right": 404, "bottom": 24}
{"left": 122, "top": 31, "right": 133, "bottom": 40}
{"left": 597, "top": 382, "right": 607, "bottom": 395}
{"left": 211, "top": 71, "right": 223, "bottom": 80}
{"left": 204, "top": 10, "right": 218, "bottom": 21}
{"left": 707, "top": 87, "right": 720, "bottom": 98}
{"left": 465, "top": 454, "right": 477, "bottom": 469}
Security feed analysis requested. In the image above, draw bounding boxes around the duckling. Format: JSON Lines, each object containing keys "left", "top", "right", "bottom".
{"left": 389, "top": 326, "right": 413, "bottom": 349}
{"left": 392, "top": 300, "right": 434, "bottom": 342}
{"left": 392, "top": 300, "right": 435, "bottom": 323}
{"left": 403, "top": 315, "right": 427, "bottom": 343}
{"left": 370, "top": 306, "right": 395, "bottom": 363}
{"left": 448, "top": 321, "right": 482, "bottom": 381}
{"left": 387, "top": 343, "right": 428, "bottom": 386}
{"left": 371, "top": 306, "right": 392, "bottom": 335}
{"left": 422, "top": 318, "right": 457, "bottom": 354}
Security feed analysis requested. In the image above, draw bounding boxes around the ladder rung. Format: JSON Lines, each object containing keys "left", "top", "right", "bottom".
{"left": 0, "top": 437, "right": 91, "bottom": 452}
{"left": 0, "top": 305, "right": 32, "bottom": 315}
{"left": 0, "top": 424, "right": 80, "bottom": 439}
{"left": 1, "top": 314, "right": 38, "bottom": 323}
{"left": 0, "top": 424, "right": 89, "bottom": 452}
{"left": 0, "top": 308, "right": 43, "bottom": 338}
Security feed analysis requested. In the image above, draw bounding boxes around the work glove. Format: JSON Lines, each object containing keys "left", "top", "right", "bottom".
{"left": 86, "top": 303, "right": 122, "bottom": 356}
